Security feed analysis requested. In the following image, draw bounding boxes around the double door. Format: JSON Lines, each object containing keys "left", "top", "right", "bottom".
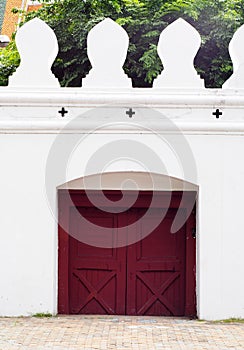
{"left": 68, "top": 205, "right": 186, "bottom": 316}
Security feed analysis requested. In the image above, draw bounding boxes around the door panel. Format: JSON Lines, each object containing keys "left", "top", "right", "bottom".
{"left": 126, "top": 208, "right": 186, "bottom": 316}
{"left": 69, "top": 207, "right": 126, "bottom": 315}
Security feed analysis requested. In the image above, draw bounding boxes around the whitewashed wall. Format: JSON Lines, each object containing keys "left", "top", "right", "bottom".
{"left": 0, "top": 17, "right": 244, "bottom": 320}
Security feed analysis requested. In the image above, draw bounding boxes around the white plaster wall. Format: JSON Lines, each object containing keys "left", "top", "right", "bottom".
{"left": 1, "top": 14, "right": 244, "bottom": 320}
{"left": 221, "top": 137, "right": 244, "bottom": 318}
{"left": 0, "top": 132, "right": 244, "bottom": 320}
{"left": 187, "top": 135, "right": 244, "bottom": 320}
{"left": 0, "top": 134, "right": 57, "bottom": 316}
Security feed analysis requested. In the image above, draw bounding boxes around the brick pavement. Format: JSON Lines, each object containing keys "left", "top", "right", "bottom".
{"left": 0, "top": 315, "right": 244, "bottom": 350}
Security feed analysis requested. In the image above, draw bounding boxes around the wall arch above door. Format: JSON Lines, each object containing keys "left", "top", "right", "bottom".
{"left": 58, "top": 171, "right": 198, "bottom": 192}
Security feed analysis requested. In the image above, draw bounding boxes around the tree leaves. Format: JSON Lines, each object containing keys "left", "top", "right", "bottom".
{"left": 0, "top": 0, "right": 241, "bottom": 87}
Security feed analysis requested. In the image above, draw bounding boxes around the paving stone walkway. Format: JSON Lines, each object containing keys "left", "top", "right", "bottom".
{"left": 0, "top": 315, "right": 244, "bottom": 350}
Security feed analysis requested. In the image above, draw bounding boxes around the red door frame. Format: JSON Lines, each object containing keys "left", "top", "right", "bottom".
{"left": 58, "top": 190, "right": 197, "bottom": 317}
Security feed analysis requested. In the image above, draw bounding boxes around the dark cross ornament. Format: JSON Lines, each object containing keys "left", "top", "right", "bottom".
{"left": 58, "top": 107, "right": 68, "bottom": 117}
{"left": 126, "top": 108, "right": 135, "bottom": 118}
{"left": 212, "top": 109, "right": 222, "bottom": 119}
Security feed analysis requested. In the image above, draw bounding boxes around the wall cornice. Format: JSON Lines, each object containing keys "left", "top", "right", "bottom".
{"left": 1, "top": 88, "right": 244, "bottom": 134}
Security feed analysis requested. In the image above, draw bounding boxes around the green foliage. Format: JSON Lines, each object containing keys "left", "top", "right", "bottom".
{"left": 198, "top": 317, "right": 244, "bottom": 323}
{"left": 219, "top": 318, "right": 244, "bottom": 323}
{"left": 0, "top": 0, "right": 243, "bottom": 87}
{"left": 0, "top": 40, "right": 20, "bottom": 86}
{"left": 33, "top": 312, "right": 53, "bottom": 318}
{"left": 190, "top": 0, "right": 242, "bottom": 87}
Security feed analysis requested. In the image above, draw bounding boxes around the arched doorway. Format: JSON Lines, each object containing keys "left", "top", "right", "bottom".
{"left": 58, "top": 172, "right": 197, "bottom": 317}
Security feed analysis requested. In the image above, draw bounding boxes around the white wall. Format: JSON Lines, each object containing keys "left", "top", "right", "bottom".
{"left": 1, "top": 15, "right": 244, "bottom": 320}
{"left": 0, "top": 134, "right": 57, "bottom": 316}
{"left": 0, "top": 131, "right": 244, "bottom": 320}
{"left": 188, "top": 135, "right": 244, "bottom": 320}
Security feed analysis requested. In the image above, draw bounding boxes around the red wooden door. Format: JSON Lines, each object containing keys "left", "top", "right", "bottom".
{"left": 58, "top": 190, "right": 196, "bottom": 317}
{"left": 69, "top": 207, "right": 126, "bottom": 315}
{"left": 126, "top": 208, "right": 186, "bottom": 316}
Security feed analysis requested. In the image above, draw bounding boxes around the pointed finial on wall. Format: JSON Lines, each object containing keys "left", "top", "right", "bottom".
{"left": 153, "top": 18, "right": 204, "bottom": 88}
{"left": 223, "top": 24, "right": 244, "bottom": 89}
{"left": 8, "top": 18, "right": 60, "bottom": 88}
{"left": 82, "top": 18, "right": 131, "bottom": 88}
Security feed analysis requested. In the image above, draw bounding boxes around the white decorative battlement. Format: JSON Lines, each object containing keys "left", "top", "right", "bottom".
{"left": 223, "top": 24, "right": 244, "bottom": 89}
{"left": 153, "top": 18, "right": 204, "bottom": 88}
{"left": 6, "top": 16, "right": 244, "bottom": 90}
{"left": 8, "top": 18, "right": 60, "bottom": 88}
{"left": 82, "top": 18, "right": 131, "bottom": 88}
{"left": 2, "top": 16, "right": 244, "bottom": 135}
